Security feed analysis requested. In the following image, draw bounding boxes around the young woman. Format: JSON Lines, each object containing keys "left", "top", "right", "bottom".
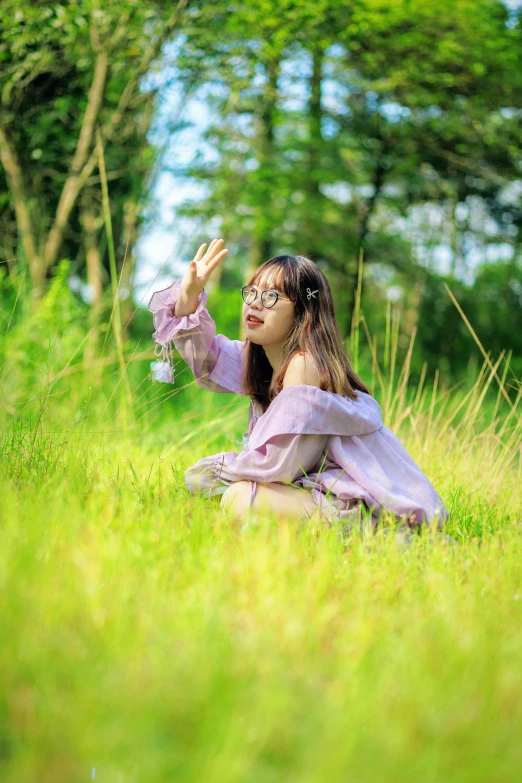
{"left": 149, "top": 238, "right": 449, "bottom": 532}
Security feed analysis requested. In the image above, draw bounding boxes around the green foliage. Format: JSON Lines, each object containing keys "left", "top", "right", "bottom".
{"left": 1, "top": 453, "right": 520, "bottom": 777}
{"left": 0, "top": 6, "right": 521, "bottom": 772}
{"left": 0, "top": 280, "right": 521, "bottom": 777}
{"left": 2, "top": 460, "right": 522, "bottom": 780}
{"left": 1, "top": 261, "right": 88, "bottom": 402}
{"left": 208, "top": 286, "right": 243, "bottom": 341}
{"left": 170, "top": 0, "right": 522, "bottom": 370}
{"left": 2, "top": 0, "right": 520, "bottom": 385}
{"left": 416, "top": 260, "right": 522, "bottom": 380}
{"left": 0, "top": 0, "right": 175, "bottom": 281}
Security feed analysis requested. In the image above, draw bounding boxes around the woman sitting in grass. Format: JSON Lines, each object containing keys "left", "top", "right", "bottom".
{"left": 149, "top": 238, "right": 449, "bottom": 532}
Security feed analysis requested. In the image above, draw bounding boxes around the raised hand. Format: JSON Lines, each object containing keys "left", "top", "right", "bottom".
{"left": 175, "top": 239, "right": 229, "bottom": 318}
{"left": 181, "top": 239, "right": 229, "bottom": 298}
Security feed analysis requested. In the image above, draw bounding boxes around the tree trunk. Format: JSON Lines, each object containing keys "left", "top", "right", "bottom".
{"left": 0, "top": 209, "right": 18, "bottom": 277}
{"left": 240, "top": 55, "right": 280, "bottom": 342}
{"left": 305, "top": 44, "right": 324, "bottom": 258}
{"left": 121, "top": 198, "right": 138, "bottom": 337}
{"left": 41, "top": 2, "right": 189, "bottom": 277}
{"left": 0, "top": 122, "right": 45, "bottom": 293}
{"left": 0, "top": 2, "right": 190, "bottom": 295}
{"left": 344, "top": 142, "right": 389, "bottom": 335}
{"left": 256, "top": 54, "right": 281, "bottom": 265}
{"left": 80, "top": 191, "right": 103, "bottom": 360}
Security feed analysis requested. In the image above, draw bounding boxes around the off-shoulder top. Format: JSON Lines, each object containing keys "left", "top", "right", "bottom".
{"left": 148, "top": 277, "right": 449, "bottom": 528}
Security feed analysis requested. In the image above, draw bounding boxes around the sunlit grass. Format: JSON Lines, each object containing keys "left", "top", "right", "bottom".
{"left": 0, "top": 269, "right": 521, "bottom": 781}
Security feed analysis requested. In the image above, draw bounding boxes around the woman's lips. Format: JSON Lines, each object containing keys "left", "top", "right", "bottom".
{"left": 246, "top": 319, "right": 263, "bottom": 327}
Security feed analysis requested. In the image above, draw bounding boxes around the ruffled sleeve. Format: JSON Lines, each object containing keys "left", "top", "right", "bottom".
{"left": 184, "top": 385, "right": 381, "bottom": 496}
{"left": 148, "top": 277, "right": 246, "bottom": 394}
{"left": 184, "top": 384, "right": 448, "bottom": 529}
{"left": 218, "top": 433, "right": 329, "bottom": 484}
{"left": 185, "top": 433, "right": 329, "bottom": 496}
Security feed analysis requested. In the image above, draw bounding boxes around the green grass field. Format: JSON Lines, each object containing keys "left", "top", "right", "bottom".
{"left": 1, "top": 284, "right": 521, "bottom": 782}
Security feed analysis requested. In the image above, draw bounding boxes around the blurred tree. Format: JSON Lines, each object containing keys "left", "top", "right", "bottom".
{"left": 344, "top": 0, "right": 522, "bottom": 292}
{"left": 0, "top": 0, "right": 189, "bottom": 301}
{"left": 415, "top": 259, "right": 522, "bottom": 383}
{"left": 168, "top": 0, "right": 522, "bottom": 339}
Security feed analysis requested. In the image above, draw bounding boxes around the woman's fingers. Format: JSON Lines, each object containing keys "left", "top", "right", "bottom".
{"left": 193, "top": 243, "right": 207, "bottom": 264}
{"left": 191, "top": 239, "right": 227, "bottom": 285}
{"left": 201, "top": 245, "right": 228, "bottom": 284}
{"left": 203, "top": 238, "right": 224, "bottom": 264}
{"left": 202, "top": 238, "right": 218, "bottom": 260}
{"left": 207, "top": 248, "right": 228, "bottom": 273}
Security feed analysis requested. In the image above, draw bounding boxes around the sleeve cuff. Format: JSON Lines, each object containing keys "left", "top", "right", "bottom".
{"left": 148, "top": 277, "right": 209, "bottom": 345}
{"left": 214, "top": 451, "right": 239, "bottom": 481}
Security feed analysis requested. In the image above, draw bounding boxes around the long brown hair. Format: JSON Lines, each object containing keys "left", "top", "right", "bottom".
{"left": 242, "top": 255, "right": 372, "bottom": 412}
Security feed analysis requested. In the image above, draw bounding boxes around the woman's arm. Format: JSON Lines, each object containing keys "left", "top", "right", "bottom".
{"left": 185, "top": 432, "right": 329, "bottom": 495}
{"left": 149, "top": 277, "right": 245, "bottom": 394}
{"left": 218, "top": 433, "right": 329, "bottom": 484}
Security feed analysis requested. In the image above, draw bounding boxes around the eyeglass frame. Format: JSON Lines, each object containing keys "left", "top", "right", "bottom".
{"left": 241, "top": 285, "right": 294, "bottom": 309}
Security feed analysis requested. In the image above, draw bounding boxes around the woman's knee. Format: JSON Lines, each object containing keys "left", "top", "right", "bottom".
{"left": 252, "top": 482, "right": 318, "bottom": 520}
{"left": 220, "top": 481, "right": 252, "bottom": 512}
{"left": 220, "top": 481, "right": 320, "bottom": 522}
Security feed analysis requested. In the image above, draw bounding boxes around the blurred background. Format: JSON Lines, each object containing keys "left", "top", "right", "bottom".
{"left": 1, "top": 0, "right": 521, "bottom": 387}
{"left": 3, "top": 7, "right": 522, "bottom": 778}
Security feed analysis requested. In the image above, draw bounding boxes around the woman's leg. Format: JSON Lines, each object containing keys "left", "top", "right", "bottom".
{"left": 220, "top": 481, "right": 321, "bottom": 523}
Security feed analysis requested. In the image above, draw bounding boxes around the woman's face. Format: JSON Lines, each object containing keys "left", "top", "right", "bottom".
{"left": 242, "top": 272, "right": 296, "bottom": 347}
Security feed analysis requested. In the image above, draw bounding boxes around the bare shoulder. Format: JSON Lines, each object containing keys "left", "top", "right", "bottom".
{"left": 282, "top": 351, "right": 322, "bottom": 390}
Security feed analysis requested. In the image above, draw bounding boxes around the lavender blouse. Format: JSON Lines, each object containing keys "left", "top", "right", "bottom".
{"left": 149, "top": 277, "right": 449, "bottom": 529}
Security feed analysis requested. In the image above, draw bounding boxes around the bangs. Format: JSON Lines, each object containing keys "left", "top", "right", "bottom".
{"left": 250, "top": 262, "right": 288, "bottom": 293}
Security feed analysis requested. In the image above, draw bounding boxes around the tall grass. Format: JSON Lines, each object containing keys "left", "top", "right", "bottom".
{"left": 0, "top": 259, "right": 521, "bottom": 781}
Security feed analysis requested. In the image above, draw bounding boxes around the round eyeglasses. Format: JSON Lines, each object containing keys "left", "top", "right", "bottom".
{"left": 241, "top": 285, "right": 294, "bottom": 308}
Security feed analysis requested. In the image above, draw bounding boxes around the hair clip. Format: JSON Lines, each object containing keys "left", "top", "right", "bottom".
{"left": 306, "top": 288, "right": 319, "bottom": 300}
